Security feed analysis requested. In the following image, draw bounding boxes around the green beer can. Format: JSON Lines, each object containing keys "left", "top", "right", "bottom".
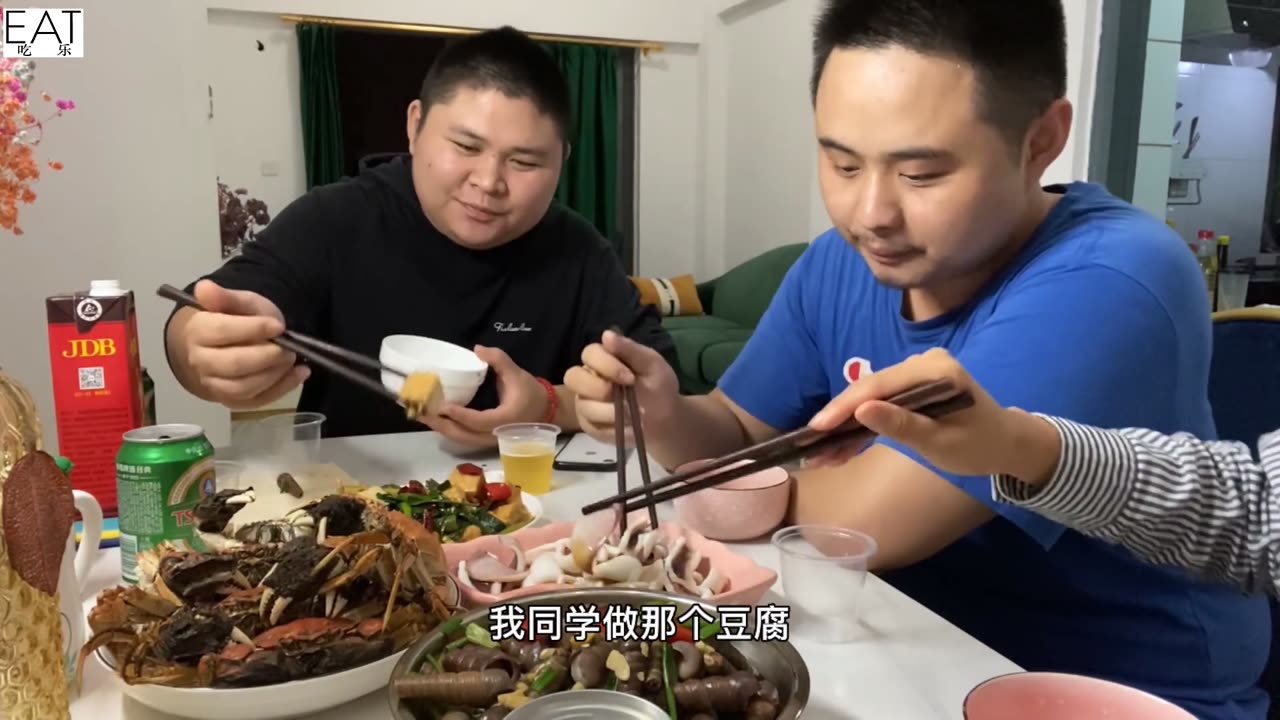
{"left": 116, "top": 423, "right": 216, "bottom": 584}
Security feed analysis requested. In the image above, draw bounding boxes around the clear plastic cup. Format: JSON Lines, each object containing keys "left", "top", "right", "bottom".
{"left": 213, "top": 460, "right": 247, "bottom": 491}
{"left": 254, "top": 411, "right": 326, "bottom": 467}
{"left": 772, "top": 524, "right": 877, "bottom": 643}
{"left": 493, "top": 422, "right": 560, "bottom": 495}
{"left": 1217, "top": 271, "right": 1251, "bottom": 311}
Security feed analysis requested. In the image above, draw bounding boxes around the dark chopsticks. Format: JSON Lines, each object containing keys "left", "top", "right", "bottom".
{"left": 581, "top": 378, "right": 974, "bottom": 516}
{"left": 614, "top": 383, "right": 659, "bottom": 533}
{"left": 156, "top": 284, "right": 403, "bottom": 404}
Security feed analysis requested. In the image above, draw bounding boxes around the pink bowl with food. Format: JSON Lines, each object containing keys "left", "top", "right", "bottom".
{"left": 442, "top": 512, "right": 777, "bottom": 608}
{"left": 671, "top": 459, "right": 792, "bottom": 541}
{"left": 964, "top": 673, "right": 1197, "bottom": 720}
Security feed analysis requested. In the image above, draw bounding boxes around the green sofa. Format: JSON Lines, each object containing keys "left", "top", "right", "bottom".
{"left": 663, "top": 243, "right": 809, "bottom": 394}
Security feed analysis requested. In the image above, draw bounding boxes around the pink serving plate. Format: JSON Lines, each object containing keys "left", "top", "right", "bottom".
{"left": 964, "top": 672, "right": 1197, "bottom": 720}
{"left": 443, "top": 516, "right": 778, "bottom": 608}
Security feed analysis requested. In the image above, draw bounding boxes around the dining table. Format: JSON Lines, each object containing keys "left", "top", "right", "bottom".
{"left": 70, "top": 429, "right": 1023, "bottom": 720}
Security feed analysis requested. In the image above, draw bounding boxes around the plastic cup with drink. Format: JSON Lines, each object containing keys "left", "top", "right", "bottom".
{"left": 1217, "top": 271, "right": 1251, "bottom": 311}
{"left": 772, "top": 524, "right": 878, "bottom": 643}
{"left": 493, "top": 423, "right": 560, "bottom": 495}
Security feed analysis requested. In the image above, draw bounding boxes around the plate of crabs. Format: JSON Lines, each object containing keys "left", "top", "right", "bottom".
{"left": 80, "top": 491, "right": 463, "bottom": 720}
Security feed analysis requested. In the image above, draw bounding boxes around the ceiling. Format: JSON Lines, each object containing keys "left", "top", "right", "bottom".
{"left": 1227, "top": 0, "right": 1280, "bottom": 46}
{"left": 1183, "top": 0, "right": 1280, "bottom": 48}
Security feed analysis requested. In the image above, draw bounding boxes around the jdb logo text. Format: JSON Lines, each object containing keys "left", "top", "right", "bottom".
{"left": 2, "top": 8, "right": 83, "bottom": 58}
{"left": 488, "top": 603, "right": 792, "bottom": 643}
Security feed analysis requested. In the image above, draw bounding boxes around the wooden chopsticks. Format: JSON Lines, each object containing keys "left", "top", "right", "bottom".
{"left": 615, "top": 383, "right": 659, "bottom": 533}
{"left": 156, "top": 284, "right": 404, "bottom": 404}
{"left": 581, "top": 378, "right": 974, "bottom": 516}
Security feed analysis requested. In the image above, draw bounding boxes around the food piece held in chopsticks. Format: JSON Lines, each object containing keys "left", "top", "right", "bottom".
{"left": 400, "top": 371, "right": 444, "bottom": 419}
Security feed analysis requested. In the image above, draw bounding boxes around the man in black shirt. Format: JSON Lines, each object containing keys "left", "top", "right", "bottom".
{"left": 164, "top": 26, "right": 674, "bottom": 442}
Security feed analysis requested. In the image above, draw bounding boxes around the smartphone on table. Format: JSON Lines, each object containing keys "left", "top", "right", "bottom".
{"left": 554, "top": 432, "right": 626, "bottom": 472}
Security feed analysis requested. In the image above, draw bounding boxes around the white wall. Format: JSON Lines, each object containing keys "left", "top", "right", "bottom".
{"left": 713, "top": 0, "right": 824, "bottom": 271}
{"left": 0, "top": 0, "right": 1103, "bottom": 455}
{"left": 208, "top": 11, "right": 308, "bottom": 255}
{"left": 1053, "top": 0, "right": 1104, "bottom": 188}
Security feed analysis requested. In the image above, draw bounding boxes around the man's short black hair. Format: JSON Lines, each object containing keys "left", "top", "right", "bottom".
{"left": 417, "top": 26, "right": 571, "bottom": 146}
{"left": 810, "top": 0, "right": 1067, "bottom": 146}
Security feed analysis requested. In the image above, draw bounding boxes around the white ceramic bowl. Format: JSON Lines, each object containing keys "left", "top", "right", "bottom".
{"left": 99, "top": 647, "right": 406, "bottom": 720}
{"left": 380, "top": 335, "right": 488, "bottom": 406}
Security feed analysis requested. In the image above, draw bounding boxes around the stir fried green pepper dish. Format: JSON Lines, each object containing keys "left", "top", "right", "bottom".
{"left": 373, "top": 463, "right": 533, "bottom": 543}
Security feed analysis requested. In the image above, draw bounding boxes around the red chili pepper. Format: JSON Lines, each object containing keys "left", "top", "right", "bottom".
{"left": 485, "top": 483, "right": 511, "bottom": 502}
{"left": 457, "top": 463, "right": 484, "bottom": 476}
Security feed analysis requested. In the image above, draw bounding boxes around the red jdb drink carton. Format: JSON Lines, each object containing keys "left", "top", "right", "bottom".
{"left": 46, "top": 279, "right": 146, "bottom": 514}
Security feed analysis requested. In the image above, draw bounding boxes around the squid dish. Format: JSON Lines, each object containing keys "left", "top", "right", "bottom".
{"left": 457, "top": 517, "right": 727, "bottom": 600}
{"left": 394, "top": 608, "right": 782, "bottom": 720}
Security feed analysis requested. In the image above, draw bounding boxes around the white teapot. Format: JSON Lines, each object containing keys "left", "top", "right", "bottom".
{"left": 54, "top": 457, "right": 103, "bottom": 688}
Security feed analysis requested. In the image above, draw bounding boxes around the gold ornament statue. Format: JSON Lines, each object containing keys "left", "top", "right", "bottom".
{"left": 0, "top": 367, "right": 72, "bottom": 720}
{"left": 0, "top": 366, "right": 43, "bottom": 484}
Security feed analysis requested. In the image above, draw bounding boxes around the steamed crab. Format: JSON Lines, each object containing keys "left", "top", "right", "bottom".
{"left": 456, "top": 517, "right": 728, "bottom": 598}
{"left": 195, "top": 484, "right": 374, "bottom": 546}
{"left": 79, "top": 496, "right": 453, "bottom": 689}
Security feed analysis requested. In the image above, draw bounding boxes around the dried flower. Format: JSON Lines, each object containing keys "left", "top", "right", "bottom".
{"left": 217, "top": 179, "right": 271, "bottom": 258}
{"left": 0, "top": 54, "right": 73, "bottom": 235}
{"left": 0, "top": 53, "right": 72, "bottom": 237}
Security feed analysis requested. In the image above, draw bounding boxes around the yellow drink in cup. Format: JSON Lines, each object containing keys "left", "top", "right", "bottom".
{"left": 493, "top": 423, "right": 560, "bottom": 495}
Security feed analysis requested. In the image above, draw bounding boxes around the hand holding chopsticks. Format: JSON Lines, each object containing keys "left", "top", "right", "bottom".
{"left": 581, "top": 378, "right": 974, "bottom": 517}
{"left": 156, "top": 283, "right": 406, "bottom": 405}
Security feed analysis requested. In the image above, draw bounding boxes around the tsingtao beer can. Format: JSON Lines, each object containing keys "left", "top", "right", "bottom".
{"left": 116, "top": 423, "right": 216, "bottom": 584}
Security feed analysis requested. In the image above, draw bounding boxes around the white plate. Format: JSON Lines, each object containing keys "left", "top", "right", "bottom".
{"left": 99, "top": 647, "right": 405, "bottom": 720}
{"left": 432, "top": 470, "right": 545, "bottom": 559}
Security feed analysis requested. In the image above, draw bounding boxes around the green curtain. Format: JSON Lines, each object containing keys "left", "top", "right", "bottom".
{"left": 542, "top": 43, "right": 620, "bottom": 255}
{"left": 297, "top": 23, "right": 344, "bottom": 189}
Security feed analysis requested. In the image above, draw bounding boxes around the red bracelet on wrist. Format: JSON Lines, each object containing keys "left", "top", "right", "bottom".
{"left": 535, "top": 377, "right": 558, "bottom": 424}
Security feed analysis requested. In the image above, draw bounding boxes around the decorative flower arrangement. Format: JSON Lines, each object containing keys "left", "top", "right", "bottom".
{"left": 217, "top": 179, "right": 271, "bottom": 258}
{"left": 0, "top": 56, "right": 74, "bottom": 235}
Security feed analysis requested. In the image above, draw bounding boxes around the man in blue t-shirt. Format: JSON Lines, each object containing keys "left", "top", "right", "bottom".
{"left": 564, "top": 1, "right": 1269, "bottom": 717}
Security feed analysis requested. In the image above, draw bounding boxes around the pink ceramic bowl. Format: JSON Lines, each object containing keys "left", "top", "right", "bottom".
{"left": 671, "top": 459, "right": 792, "bottom": 541}
{"left": 964, "top": 673, "right": 1197, "bottom": 720}
{"left": 442, "top": 514, "right": 778, "bottom": 608}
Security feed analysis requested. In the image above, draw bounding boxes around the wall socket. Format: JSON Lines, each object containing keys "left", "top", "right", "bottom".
{"left": 260, "top": 161, "right": 280, "bottom": 177}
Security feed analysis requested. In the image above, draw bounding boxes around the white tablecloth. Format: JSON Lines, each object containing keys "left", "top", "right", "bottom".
{"left": 70, "top": 431, "right": 1022, "bottom": 719}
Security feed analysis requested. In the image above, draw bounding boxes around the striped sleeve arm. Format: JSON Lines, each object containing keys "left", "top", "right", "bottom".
{"left": 992, "top": 418, "right": 1280, "bottom": 597}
